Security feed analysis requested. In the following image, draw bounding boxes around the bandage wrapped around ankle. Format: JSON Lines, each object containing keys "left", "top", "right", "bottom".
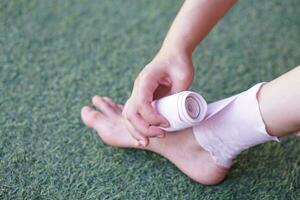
{"left": 193, "top": 83, "right": 279, "bottom": 168}
{"left": 153, "top": 91, "right": 207, "bottom": 132}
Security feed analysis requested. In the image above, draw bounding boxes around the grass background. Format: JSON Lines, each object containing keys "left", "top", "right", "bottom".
{"left": 1, "top": 0, "right": 299, "bottom": 199}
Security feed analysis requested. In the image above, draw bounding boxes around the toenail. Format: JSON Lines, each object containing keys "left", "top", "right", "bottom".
{"left": 92, "top": 96, "right": 100, "bottom": 102}
{"left": 138, "top": 140, "right": 142, "bottom": 146}
{"left": 138, "top": 140, "right": 146, "bottom": 147}
{"left": 159, "top": 123, "right": 169, "bottom": 128}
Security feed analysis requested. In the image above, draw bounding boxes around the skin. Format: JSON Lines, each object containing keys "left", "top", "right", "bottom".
{"left": 81, "top": 66, "right": 300, "bottom": 185}
{"left": 82, "top": 97, "right": 228, "bottom": 185}
{"left": 258, "top": 66, "right": 300, "bottom": 137}
{"left": 123, "top": 0, "right": 237, "bottom": 146}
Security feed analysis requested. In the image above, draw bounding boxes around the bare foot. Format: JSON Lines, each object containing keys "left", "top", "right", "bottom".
{"left": 81, "top": 96, "right": 228, "bottom": 185}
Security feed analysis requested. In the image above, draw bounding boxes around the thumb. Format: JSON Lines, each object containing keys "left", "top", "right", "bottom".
{"left": 169, "top": 64, "right": 194, "bottom": 94}
{"left": 170, "top": 74, "right": 193, "bottom": 94}
{"left": 170, "top": 80, "right": 191, "bottom": 94}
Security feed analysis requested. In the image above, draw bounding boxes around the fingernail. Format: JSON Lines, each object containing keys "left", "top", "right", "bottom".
{"left": 135, "top": 140, "right": 140, "bottom": 147}
{"left": 157, "top": 134, "right": 165, "bottom": 138}
{"left": 160, "top": 123, "right": 169, "bottom": 128}
{"left": 138, "top": 140, "right": 146, "bottom": 147}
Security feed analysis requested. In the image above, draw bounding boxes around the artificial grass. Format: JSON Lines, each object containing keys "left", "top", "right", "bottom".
{"left": 0, "top": 0, "right": 299, "bottom": 199}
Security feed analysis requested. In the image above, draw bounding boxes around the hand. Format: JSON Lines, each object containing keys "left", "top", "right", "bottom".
{"left": 123, "top": 50, "right": 195, "bottom": 146}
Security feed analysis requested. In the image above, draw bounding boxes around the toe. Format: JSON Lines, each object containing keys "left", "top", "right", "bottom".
{"left": 81, "top": 106, "right": 103, "bottom": 128}
{"left": 92, "top": 96, "right": 119, "bottom": 116}
{"left": 102, "top": 96, "right": 123, "bottom": 112}
{"left": 102, "top": 96, "right": 114, "bottom": 104}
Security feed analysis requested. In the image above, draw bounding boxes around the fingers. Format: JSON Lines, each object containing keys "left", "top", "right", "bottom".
{"left": 136, "top": 72, "right": 170, "bottom": 127}
{"left": 139, "top": 103, "right": 169, "bottom": 128}
{"left": 123, "top": 106, "right": 165, "bottom": 137}
{"left": 169, "top": 66, "right": 194, "bottom": 94}
{"left": 122, "top": 65, "right": 171, "bottom": 144}
{"left": 123, "top": 118, "right": 149, "bottom": 147}
{"left": 123, "top": 112, "right": 165, "bottom": 147}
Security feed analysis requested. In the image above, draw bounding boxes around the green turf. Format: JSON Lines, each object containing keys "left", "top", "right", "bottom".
{"left": 1, "top": 0, "right": 299, "bottom": 199}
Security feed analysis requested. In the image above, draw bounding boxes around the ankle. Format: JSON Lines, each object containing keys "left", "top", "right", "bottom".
{"left": 193, "top": 83, "right": 279, "bottom": 168}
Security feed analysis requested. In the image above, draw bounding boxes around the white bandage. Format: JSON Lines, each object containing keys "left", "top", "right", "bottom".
{"left": 193, "top": 83, "right": 279, "bottom": 168}
{"left": 153, "top": 91, "right": 207, "bottom": 132}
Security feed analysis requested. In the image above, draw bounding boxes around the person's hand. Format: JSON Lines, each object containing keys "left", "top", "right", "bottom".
{"left": 122, "top": 50, "right": 194, "bottom": 146}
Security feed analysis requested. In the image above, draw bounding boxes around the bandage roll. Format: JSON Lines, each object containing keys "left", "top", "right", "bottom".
{"left": 153, "top": 91, "right": 207, "bottom": 132}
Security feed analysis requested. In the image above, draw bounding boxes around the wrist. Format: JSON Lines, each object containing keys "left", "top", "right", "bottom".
{"left": 161, "top": 34, "right": 197, "bottom": 56}
{"left": 157, "top": 45, "right": 192, "bottom": 62}
{"left": 154, "top": 47, "right": 194, "bottom": 72}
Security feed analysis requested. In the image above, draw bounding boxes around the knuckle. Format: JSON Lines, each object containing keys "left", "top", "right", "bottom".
{"left": 177, "top": 73, "right": 189, "bottom": 82}
{"left": 145, "top": 109, "right": 157, "bottom": 120}
{"left": 136, "top": 123, "right": 148, "bottom": 135}
{"left": 143, "top": 131, "right": 153, "bottom": 137}
{"left": 139, "top": 70, "right": 151, "bottom": 81}
{"left": 137, "top": 102, "right": 144, "bottom": 110}
{"left": 126, "top": 114, "right": 133, "bottom": 122}
{"left": 138, "top": 100, "right": 150, "bottom": 110}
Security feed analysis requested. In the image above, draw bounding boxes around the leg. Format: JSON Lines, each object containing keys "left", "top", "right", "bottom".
{"left": 193, "top": 65, "right": 300, "bottom": 168}
{"left": 258, "top": 66, "right": 300, "bottom": 137}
